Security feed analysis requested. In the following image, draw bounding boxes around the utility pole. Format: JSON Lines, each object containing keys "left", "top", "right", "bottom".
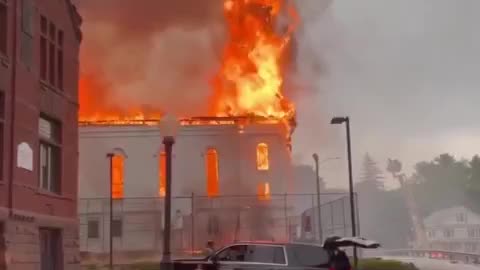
{"left": 312, "top": 154, "right": 323, "bottom": 243}
{"left": 331, "top": 116, "right": 358, "bottom": 269}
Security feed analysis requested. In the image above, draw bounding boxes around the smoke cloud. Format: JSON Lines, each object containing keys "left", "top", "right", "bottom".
{"left": 75, "top": 0, "right": 224, "bottom": 116}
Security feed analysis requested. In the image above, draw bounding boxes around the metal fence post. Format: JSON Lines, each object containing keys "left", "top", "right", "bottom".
{"left": 102, "top": 198, "right": 106, "bottom": 253}
{"left": 85, "top": 199, "right": 90, "bottom": 250}
{"left": 342, "top": 197, "right": 347, "bottom": 237}
{"left": 191, "top": 192, "right": 195, "bottom": 255}
{"left": 310, "top": 194, "right": 315, "bottom": 240}
{"left": 284, "top": 193, "right": 288, "bottom": 240}
{"left": 355, "top": 193, "right": 361, "bottom": 235}
{"left": 331, "top": 202, "right": 334, "bottom": 236}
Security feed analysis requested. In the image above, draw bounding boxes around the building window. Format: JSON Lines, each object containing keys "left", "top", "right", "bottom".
{"left": 0, "top": 0, "right": 6, "bottom": 56}
{"left": 207, "top": 215, "right": 220, "bottom": 235}
{"left": 40, "top": 16, "right": 47, "bottom": 79}
{"left": 39, "top": 116, "right": 61, "bottom": 194}
{"left": 20, "top": 0, "right": 33, "bottom": 66}
{"left": 39, "top": 15, "right": 63, "bottom": 89}
{"left": 427, "top": 229, "right": 436, "bottom": 238}
{"left": 468, "top": 227, "right": 480, "bottom": 238}
{"left": 456, "top": 213, "right": 466, "bottom": 223}
{"left": 112, "top": 219, "right": 122, "bottom": 238}
{"left": 303, "top": 215, "right": 312, "bottom": 233}
{"left": 443, "top": 228, "right": 454, "bottom": 238}
{"left": 111, "top": 154, "right": 124, "bottom": 199}
{"left": 205, "top": 148, "right": 219, "bottom": 197}
{"left": 256, "top": 143, "right": 269, "bottom": 171}
{"left": 39, "top": 228, "right": 62, "bottom": 270}
{"left": 87, "top": 220, "right": 99, "bottom": 239}
{"left": 257, "top": 182, "right": 271, "bottom": 200}
{"left": 0, "top": 223, "right": 5, "bottom": 270}
{"left": 158, "top": 151, "right": 166, "bottom": 197}
{"left": 0, "top": 91, "right": 4, "bottom": 181}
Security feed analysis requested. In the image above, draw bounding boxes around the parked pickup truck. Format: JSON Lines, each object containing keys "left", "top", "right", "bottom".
{"left": 173, "top": 236, "right": 380, "bottom": 270}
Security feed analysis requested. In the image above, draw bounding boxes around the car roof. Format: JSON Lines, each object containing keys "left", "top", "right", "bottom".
{"left": 231, "top": 241, "right": 324, "bottom": 248}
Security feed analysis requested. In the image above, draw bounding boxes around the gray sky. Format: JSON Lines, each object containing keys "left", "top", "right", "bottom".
{"left": 292, "top": 0, "right": 480, "bottom": 189}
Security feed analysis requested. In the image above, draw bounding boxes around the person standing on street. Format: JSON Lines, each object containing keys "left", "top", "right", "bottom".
{"left": 205, "top": 240, "right": 215, "bottom": 257}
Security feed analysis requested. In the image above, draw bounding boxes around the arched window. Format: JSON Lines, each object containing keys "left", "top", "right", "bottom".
{"left": 256, "top": 143, "right": 269, "bottom": 170}
{"left": 158, "top": 151, "right": 166, "bottom": 197}
{"left": 111, "top": 154, "right": 125, "bottom": 199}
{"left": 205, "top": 148, "right": 219, "bottom": 197}
{"left": 257, "top": 182, "right": 271, "bottom": 200}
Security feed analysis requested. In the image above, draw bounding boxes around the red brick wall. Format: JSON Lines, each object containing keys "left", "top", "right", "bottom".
{"left": 0, "top": 0, "right": 80, "bottom": 219}
{"left": 0, "top": 0, "right": 14, "bottom": 211}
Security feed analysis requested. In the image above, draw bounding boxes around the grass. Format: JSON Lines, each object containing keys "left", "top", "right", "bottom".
{"left": 359, "top": 258, "right": 419, "bottom": 270}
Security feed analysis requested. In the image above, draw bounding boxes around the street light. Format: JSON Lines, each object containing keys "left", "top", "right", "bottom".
{"left": 106, "top": 148, "right": 127, "bottom": 270}
{"left": 330, "top": 116, "right": 358, "bottom": 269}
{"left": 312, "top": 155, "right": 340, "bottom": 244}
{"left": 158, "top": 114, "right": 180, "bottom": 270}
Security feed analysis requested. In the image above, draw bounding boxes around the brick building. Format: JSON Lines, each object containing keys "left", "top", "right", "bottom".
{"left": 0, "top": 1, "right": 81, "bottom": 269}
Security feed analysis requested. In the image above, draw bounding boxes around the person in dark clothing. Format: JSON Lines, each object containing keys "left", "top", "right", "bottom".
{"left": 204, "top": 240, "right": 215, "bottom": 257}
{"left": 330, "top": 249, "right": 351, "bottom": 270}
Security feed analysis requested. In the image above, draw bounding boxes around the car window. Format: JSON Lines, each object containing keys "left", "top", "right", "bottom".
{"left": 287, "top": 244, "right": 330, "bottom": 267}
{"left": 245, "top": 245, "right": 286, "bottom": 264}
{"left": 216, "top": 245, "right": 247, "bottom": 262}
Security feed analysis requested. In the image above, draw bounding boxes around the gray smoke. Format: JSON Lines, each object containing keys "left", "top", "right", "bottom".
{"left": 75, "top": 0, "right": 224, "bottom": 116}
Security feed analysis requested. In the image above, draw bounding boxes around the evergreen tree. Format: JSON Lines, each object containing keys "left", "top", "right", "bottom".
{"left": 358, "top": 153, "right": 385, "bottom": 190}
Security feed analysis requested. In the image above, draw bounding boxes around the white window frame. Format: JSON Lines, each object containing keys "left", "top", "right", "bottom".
{"left": 38, "top": 116, "right": 61, "bottom": 193}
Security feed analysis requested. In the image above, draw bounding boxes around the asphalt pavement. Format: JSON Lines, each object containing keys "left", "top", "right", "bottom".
{"left": 381, "top": 256, "right": 480, "bottom": 270}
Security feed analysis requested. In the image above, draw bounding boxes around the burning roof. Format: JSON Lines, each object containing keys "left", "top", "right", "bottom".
{"left": 78, "top": 0, "right": 298, "bottom": 128}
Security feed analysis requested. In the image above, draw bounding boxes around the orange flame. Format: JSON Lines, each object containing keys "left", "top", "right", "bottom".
{"left": 78, "top": 75, "right": 163, "bottom": 124}
{"left": 258, "top": 182, "right": 271, "bottom": 200}
{"left": 78, "top": 0, "right": 298, "bottom": 124}
{"left": 211, "top": 0, "right": 297, "bottom": 120}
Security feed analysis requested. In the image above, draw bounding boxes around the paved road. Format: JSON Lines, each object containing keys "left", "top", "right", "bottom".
{"left": 382, "top": 256, "right": 480, "bottom": 270}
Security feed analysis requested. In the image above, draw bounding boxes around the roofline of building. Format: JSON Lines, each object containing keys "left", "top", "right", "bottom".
{"left": 65, "top": 0, "right": 83, "bottom": 42}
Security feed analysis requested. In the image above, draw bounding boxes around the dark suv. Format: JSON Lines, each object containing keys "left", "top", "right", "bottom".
{"left": 174, "top": 237, "right": 379, "bottom": 270}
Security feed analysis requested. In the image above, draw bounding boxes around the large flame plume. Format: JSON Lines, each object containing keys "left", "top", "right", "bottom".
{"left": 210, "top": 0, "right": 297, "bottom": 120}
{"left": 78, "top": 0, "right": 298, "bottom": 124}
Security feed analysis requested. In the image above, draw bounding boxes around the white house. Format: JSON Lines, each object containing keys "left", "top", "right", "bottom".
{"left": 424, "top": 206, "right": 480, "bottom": 253}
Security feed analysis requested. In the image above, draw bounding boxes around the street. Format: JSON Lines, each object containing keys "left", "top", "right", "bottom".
{"left": 382, "top": 257, "right": 480, "bottom": 270}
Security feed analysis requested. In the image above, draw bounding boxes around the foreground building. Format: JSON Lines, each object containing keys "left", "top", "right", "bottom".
{"left": 0, "top": 1, "right": 82, "bottom": 269}
{"left": 78, "top": 117, "right": 295, "bottom": 259}
{"left": 424, "top": 206, "right": 480, "bottom": 254}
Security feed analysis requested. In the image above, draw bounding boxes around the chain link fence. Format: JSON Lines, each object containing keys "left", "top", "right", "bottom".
{"left": 78, "top": 193, "right": 358, "bottom": 265}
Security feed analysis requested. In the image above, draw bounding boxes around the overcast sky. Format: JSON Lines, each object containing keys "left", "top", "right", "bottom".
{"left": 292, "top": 0, "right": 480, "bottom": 189}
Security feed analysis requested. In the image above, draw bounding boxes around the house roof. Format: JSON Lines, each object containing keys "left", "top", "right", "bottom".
{"left": 424, "top": 206, "right": 480, "bottom": 227}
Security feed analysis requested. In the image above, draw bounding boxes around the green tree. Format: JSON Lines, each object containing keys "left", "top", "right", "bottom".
{"left": 412, "top": 153, "right": 470, "bottom": 216}
{"left": 465, "top": 155, "right": 480, "bottom": 213}
{"left": 358, "top": 153, "right": 385, "bottom": 191}
{"left": 355, "top": 154, "right": 411, "bottom": 248}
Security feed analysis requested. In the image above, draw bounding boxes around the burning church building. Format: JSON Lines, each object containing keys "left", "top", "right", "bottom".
{"left": 77, "top": 0, "right": 301, "bottom": 258}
